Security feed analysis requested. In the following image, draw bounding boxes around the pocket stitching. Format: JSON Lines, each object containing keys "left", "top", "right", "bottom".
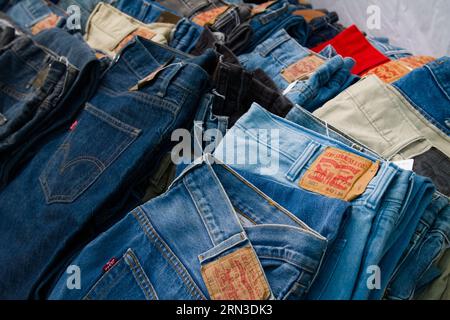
{"left": 39, "top": 105, "right": 140, "bottom": 203}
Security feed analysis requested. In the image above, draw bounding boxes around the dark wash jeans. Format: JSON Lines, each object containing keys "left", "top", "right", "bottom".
{"left": 0, "top": 37, "right": 215, "bottom": 299}
{"left": 0, "top": 28, "right": 101, "bottom": 189}
{"left": 155, "top": 0, "right": 228, "bottom": 17}
{"left": 0, "top": 30, "right": 72, "bottom": 153}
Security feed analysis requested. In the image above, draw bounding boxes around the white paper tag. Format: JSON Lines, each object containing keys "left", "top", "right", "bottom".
{"left": 283, "top": 80, "right": 299, "bottom": 95}
{"left": 393, "top": 159, "right": 414, "bottom": 171}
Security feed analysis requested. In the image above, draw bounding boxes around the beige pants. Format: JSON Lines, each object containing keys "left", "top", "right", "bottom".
{"left": 313, "top": 75, "right": 450, "bottom": 161}
{"left": 85, "top": 3, "right": 175, "bottom": 57}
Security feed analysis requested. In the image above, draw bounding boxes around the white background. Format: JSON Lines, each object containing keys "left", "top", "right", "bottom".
{"left": 310, "top": 0, "right": 450, "bottom": 57}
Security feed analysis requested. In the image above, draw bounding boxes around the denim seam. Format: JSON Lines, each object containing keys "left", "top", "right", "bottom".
{"left": 83, "top": 256, "right": 129, "bottom": 300}
{"left": 39, "top": 109, "right": 139, "bottom": 203}
{"left": 0, "top": 80, "right": 34, "bottom": 101}
{"left": 283, "top": 270, "right": 307, "bottom": 300}
{"left": 100, "top": 85, "right": 180, "bottom": 115}
{"left": 85, "top": 103, "right": 142, "bottom": 135}
{"left": 285, "top": 141, "right": 320, "bottom": 182}
{"left": 183, "top": 177, "right": 217, "bottom": 246}
{"left": 10, "top": 46, "right": 42, "bottom": 73}
{"left": 125, "top": 249, "right": 159, "bottom": 300}
{"left": 258, "top": 255, "right": 314, "bottom": 273}
{"left": 426, "top": 64, "right": 450, "bottom": 102}
{"left": 234, "top": 123, "right": 296, "bottom": 162}
{"left": 393, "top": 85, "right": 450, "bottom": 136}
{"left": 133, "top": 207, "right": 207, "bottom": 300}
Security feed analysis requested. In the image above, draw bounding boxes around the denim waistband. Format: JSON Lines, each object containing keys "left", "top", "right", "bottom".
{"left": 166, "top": 155, "right": 327, "bottom": 269}
{"left": 286, "top": 105, "right": 381, "bottom": 158}
{"left": 7, "top": 0, "right": 66, "bottom": 28}
{"left": 248, "top": 26, "right": 309, "bottom": 58}
{"left": 393, "top": 56, "right": 450, "bottom": 136}
{"left": 103, "top": 36, "right": 216, "bottom": 95}
{"left": 32, "top": 28, "right": 97, "bottom": 72}
{"left": 222, "top": 103, "right": 399, "bottom": 209}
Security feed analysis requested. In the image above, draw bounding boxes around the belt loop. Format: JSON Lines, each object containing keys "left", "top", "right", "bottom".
{"left": 157, "top": 61, "right": 185, "bottom": 98}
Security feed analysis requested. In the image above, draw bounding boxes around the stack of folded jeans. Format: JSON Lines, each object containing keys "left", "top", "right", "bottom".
{"left": 0, "top": 0, "right": 448, "bottom": 301}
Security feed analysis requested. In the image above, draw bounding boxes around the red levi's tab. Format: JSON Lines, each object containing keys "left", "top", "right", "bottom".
{"left": 69, "top": 120, "right": 78, "bottom": 131}
{"left": 311, "top": 25, "right": 390, "bottom": 75}
{"left": 102, "top": 258, "right": 118, "bottom": 273}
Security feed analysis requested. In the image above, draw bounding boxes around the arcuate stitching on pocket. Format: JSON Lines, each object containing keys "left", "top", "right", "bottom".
{"left": 39, "top": 104, "right": 141, "bottom": 203}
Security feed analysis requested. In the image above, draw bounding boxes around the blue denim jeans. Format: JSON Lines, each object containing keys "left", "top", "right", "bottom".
{"left": 0, "top": 37, "right": 215, "bottom": 299}
{"left": 305, "top": 11, "right": 344, "bottom": 48}
{"left": 385, "top": 193, "right": 450, "bottom": 300}
{"left": 0, "top": 28, "right": 101, "bottom": 189}
{"left": 7, "top": 0, "right": 67, "bottom": 33}
{"left": 393, "top": 56, "right": 450, "bottom": 136}
{"left": 0, "top": 30, "right": 69, "bottom": 152}
{"left": 115, "top": 0, "right": 178, "bottom": 23}
{"left": 169, "top": 18, "right": 203, "bottom": 53}
{"left": 235, "top": 0, "right": 308, "bottom": 55}
{"left": 283, "top": 104, "right": 446, "bottom": 300}
{"left": 214, "top": 103, "right": 435, "bottom": 299}
{"left": 239, "top": 29, "right": 358, "bottom": 112}
{"left": 48, "top": 155, "right": 327, "bottom": 300}
{"left": 368, "top": 36, "right": 413, "bottom": 60}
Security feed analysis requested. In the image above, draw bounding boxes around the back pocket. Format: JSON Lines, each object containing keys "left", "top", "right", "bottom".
{"left": 40, "top": 103, "right": 140, "bottom": 204}
{"left": 84, "top": 248, "right": 158, "bottom": 300}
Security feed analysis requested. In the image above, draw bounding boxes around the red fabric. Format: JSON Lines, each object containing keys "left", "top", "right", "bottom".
{"left": 312, "top": 25, "right": 390, "bottom": 75}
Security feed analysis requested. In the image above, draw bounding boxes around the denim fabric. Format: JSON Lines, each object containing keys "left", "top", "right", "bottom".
{"left": 352, "top": 170, "right": 435, "bottom": 300}
{"left": 49, "top": 155, "right": 327, "bottom": 300}
{"left": 7, "top": 0, "right": 66, "bottom": 33}
{"left": 0, "top": 31, "right": 73, "bottom": 153}
{"left": 234, "top": 0, "right": 308, "bottom": 55}
{"left": 368, "top": 36, "right": 413, "bottom": 60}
{"left": 393, "top": 57, "right": 450, "bottom": 136}
{"left": 385, "top": 194, "right": 450, "bottom": 300}
{"left": 214, "top": 103, "right": 435, "bottom": 299}
{"left": 156, "top": 0, "right": 228, "bottom": 17}
{"left": 239, "top": 29, "right": 358, "bottom": 111}
{"left": 115, "top": 0, "right": 179, "bottom": 23}
{"left": 57, "top": 0, "right": 114, "bottom": 32}
{"left": 0, "top": 28, "right": 101, "bottom": 189}
{"left": 304, "top": 10, "right": 344, "bottom": 48}
{"left": 0, "top": 38, "right": 215, "bottom": 299}
{"left": 169, "top": 18, "right": 203, "bottom": 53}
{"left": 281, "top": 96, "right": 449, "bottom": 300}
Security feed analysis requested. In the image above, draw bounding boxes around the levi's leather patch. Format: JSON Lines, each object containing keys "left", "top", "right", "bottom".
{"left": 281, "top": 54, "right": 324, "bottom": 83}
{"left": 251, "top": 1, "right": 276, "bottom": 16}
{"left": 363, "top": 56, "right": 436, "bottom": 83}
{"left": 201, "top": 246, "right": 271, "bottom": 300}
{"left": 113, "top": 27, "right": 156, "bottom": 54}
{"left": 192, "top": 6, "right": 229, "bottom": 27}
{"left": 299, "top": 147, "right": 380, "bottom": 201}
{"left": 400, "top": 56, "right": 435, "bottom": 69}
{"left": 31, "top": 13, "right": 61, "bottom": 35}
{"left": 363, "top": 61, "right": 411, "bottom": 83}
